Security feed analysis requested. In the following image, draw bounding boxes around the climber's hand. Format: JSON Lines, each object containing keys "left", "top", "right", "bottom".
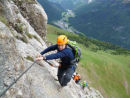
{"left": 58, "top": 64, "right": 62, "bottom": 68}
{"left": 36, "top": 56, "right": 44, "bottom": 61}
{"left": 36, "top": 53, "right": 42, "bottom": 58}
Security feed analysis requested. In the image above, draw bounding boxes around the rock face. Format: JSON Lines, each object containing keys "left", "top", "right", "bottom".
{"left": 3, "top": 0, "right": 47, "bottom": 38}
{"left": 17, "top": 0, "right": 48, "bottom": 37}
{"left": 0, "top": 0, "right": 103, "bottom": 98}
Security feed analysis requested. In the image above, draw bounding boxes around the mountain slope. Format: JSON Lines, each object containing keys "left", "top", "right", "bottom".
{"left": 37, "top": 0, "right": 65, "bottom": 23}
{"left": 48, "top": 0, "right": 88, "bottom": 10}
{"left": 69, "top": 0, "right": 130, "bottom": 49}
{"left": 47, "top": 24, "right": 130, "bottom": 98}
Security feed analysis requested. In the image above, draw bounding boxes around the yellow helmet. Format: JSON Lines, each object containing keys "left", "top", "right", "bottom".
{"left": 57, "top": 35, "right": 68, "bottom": 45}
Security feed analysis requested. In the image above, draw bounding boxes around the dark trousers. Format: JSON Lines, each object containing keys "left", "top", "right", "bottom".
{"left": 57, "top": 65, "right": 76, "bottom": 87}
{"left": 75, "top": 79, "right": 80, "bottom": 84}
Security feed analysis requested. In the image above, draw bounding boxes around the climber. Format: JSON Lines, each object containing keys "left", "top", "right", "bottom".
{"left": 82, "top": 81, "right": 87, "bottom": 90}
{"left": 73, "top": 73, "right": 81, "bottom": 84}
{"left": 36, "top": 35, "right": 77, "bottom": 87}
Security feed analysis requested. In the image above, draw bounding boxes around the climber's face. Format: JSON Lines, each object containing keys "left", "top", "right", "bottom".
{"left": 58, "top": 44, "right": 66, "bottom": 51}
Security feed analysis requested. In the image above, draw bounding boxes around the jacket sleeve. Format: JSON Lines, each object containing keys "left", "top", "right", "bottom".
{"left": 45, "top": 51, "right": 66, "bottom": 60}
{"left": 40, "top": 44, "right": 57, "bottom": 55}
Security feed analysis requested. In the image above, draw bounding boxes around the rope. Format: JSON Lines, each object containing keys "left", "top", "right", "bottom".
{"left": 44, "top": 60, "right": 58, "bottom": 68}
{"left": 0, "top": 61, "right": 36, "bottom": 97}
{"left": 44, "top": 60, "right": 53, "bottom": 66}
{"left": 0, "top": 50, "right": 57, "bottom": 97}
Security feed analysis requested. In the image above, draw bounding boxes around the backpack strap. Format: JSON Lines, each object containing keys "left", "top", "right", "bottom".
{"left": 67, "top": 43, "right": 81, "bottom": 63}
{"left": 67, "top": 44, "right": 76, "bottom": 56}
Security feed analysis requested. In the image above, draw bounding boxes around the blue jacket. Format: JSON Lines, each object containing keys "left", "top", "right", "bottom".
{"left": 40, "top": 44, "right": 75, "bottom": 68}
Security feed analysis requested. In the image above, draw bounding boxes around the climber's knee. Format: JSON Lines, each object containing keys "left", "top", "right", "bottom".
{"left": 59, "top": 66, "right": 75, "bottom": 87}
{"left": 60, "top": 73, "right": 72, "bottom": 87}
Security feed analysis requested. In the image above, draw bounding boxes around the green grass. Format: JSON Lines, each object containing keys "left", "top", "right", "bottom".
{"left": 26, "top": 32, "right": 33, "bottom": 39}
{"left": 47, "top": 24, "right": 130, "bottom": 56}
{"left": 33, "top": 35, "right": 40, "bottom": 43}
{"left": 79, "top": 45, "right": 130, "bottom": 98}
{"left": 0, "top": 16, "right": 8, "bottom": 26}
{"left": 46, "top": 24, "right": 130, "bottom": 98}
{"left": 15, "top": 35, "right": 28, "bottom": 43}
{"left": 26, "top": 56, "right": 34, "bottom": 62}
